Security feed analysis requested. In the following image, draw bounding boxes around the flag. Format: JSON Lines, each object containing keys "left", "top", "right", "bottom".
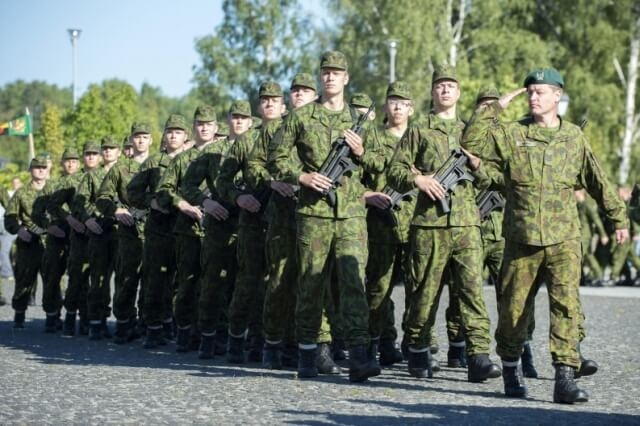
{"left": 0, "top": 115, "right": 31, "bottom": 136}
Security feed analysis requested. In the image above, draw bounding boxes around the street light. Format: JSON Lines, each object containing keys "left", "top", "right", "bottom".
{"left": 67, "top": 28, "right": 82, "bottom": 107}
{"left": 558, "top": 93, "right": 570, "bottom": 117}
{"left": 388, "top": 40, "right": 397, "bottom": 83}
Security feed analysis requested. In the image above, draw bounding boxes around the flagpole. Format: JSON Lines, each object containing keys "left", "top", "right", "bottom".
{"left": 26, "top": 107, "right": 35, "bottom": 163}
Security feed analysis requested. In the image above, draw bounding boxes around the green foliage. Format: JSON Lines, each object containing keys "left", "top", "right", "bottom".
{"left": 36, "top": 103, "right": 66, "bottom": 177}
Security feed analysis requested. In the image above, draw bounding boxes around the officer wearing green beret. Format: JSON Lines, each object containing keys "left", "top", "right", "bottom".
{"left": 462, "top": 67, "right": 630, "bottom": 403}
{"left": 4, "top": 154, "right": 49, "bottom": 327}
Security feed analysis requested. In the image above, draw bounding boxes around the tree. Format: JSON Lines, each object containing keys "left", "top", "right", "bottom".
{"left": 36, "top": 103, "right": 66, "bottom": 176}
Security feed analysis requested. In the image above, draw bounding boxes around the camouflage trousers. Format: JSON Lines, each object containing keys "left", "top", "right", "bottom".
{"left": 496, "top": 239, "right": 582, "bottom": 368}
{"left": 142, "top": 230, "right": 176, "bottom": 328}
{"left": 198, "top": 218, "right": 237, "bottom": 335}
{"left": 87, "top": 231, "right": 117, "bottom": 322}
{"left": 11, "top": 236, "right": 44, "bottom": 312}
{"left": 483, "top": 237, "right": 504, "bottom": 289}
{"left": 404, "top": 226, "right": 491, "bottom": 355}
{"left": 295, "top": 215, "right": 370, "bottom": 347}
{"left": 41, "top": 234, "right": 68, "bottom": 315}
{"left": 228, "top": 223, "right": 266, "bottom": 338}
{"left": 418, "top": 267, "right": 464, "bottom": 348}
{"left": 173, "top": 233, "right": 202, "bottom": 328}
{"left": 112, "top": 226, "right": 143, "bottom": 322}
{"left": 610, "top": 238, "right": 640, "bottom": 280}
{"left": 63, "top": 231, "right": 90, "bottom": 319}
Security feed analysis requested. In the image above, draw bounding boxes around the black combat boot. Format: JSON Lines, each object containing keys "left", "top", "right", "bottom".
{"left": 247, "top": 335, "right": 264, "bottom": 363}
{"left": 368, "top": 338, "right": 380, "bottom": 369}
{"left": 175, "top": 326, "right": 191, "bottom": 352}
{"left": 282, "top": 344, "right": 298, "bottom": 368}
{"left": 332, "top": 339, "right": 347, "bottom": 361}
{"left": 262, "top": 343, "right": 283, "bottom": 370}
{"left": 430, "top": 343, "right": 440, "bottom": 354}
{"left": 214, "top": 328, "right": 228, "bottom": 355}
{"left": 62, "top": 312, "right": 76, "bottom": 337}
{"left": 88, "top": 321, "right": 102, "bottom": 340}
{"left": 13, "top": 311, "right": 26, "bottom": 329}
{"left": 553, "top": 365, "right": 589, "bottom": 404}
{"left": 379, "top": 339, "right": 404, "bottom": 366}
{"left": 467, "top": 354, "right": 502, "bottom": 383}
{"left": 576, "top": 357, "right": 599, "bottom": 378}
{"left": 349, "top": 345, "right": 381, "bottom": 382}
{"left": 521, "top": 342, "right": 538, "bottom": 378}
{"left": 447, "top": 342, "right": 467, "bottom": 368}
{"left": 162, "top": 319, "right": 175, "bottom": 342}
{"left": 407, "top": 348, "right": 432, "bottom": 378}
{"left": 430, "top": 357, "right": 441, "bottom": 372}
{"left": 316, "top": 343, "right": 341, "bottom": 374}
{"left": 143, "top": 326, "right": 166, "bottom": 349}
{"left": 298, "top": 346, "right": 319, "bottom": 378}
{"left": 227, "top": 335, "right": 245, "bottom": 364}
{"left": 100, "top": 318, "right": 112, "bottom": 338}
{"left": 198, "top": 334, "right": 215, "bottom": 359}
{"left": 78, "top": 314, "right": 89, "bottom": 336}
{"left": 502, "top": 364, "right": 527, "bottom": 397}
{"left": 44, "top": 314, "right": 58, "bottom": 333}
{"left": 113, "top": 320, "right": 131, "bottom": 344}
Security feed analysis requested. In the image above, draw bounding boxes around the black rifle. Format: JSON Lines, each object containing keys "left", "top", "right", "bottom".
{"left": 317, "top": 104, "right": 375, "bottom": 206}
{"left": 372, "top": 185, "right": 418, "bottom": 227}
{"left": 431, "top": 149, "right": 475, "bottom": 214}
{"left": 475, "top": 189, "right": 505, "bottom": 222}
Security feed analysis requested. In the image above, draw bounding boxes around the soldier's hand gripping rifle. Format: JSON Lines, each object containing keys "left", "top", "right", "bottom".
{"left": 431, "top": 149, "right": 475, "bottom": 214}
{"left": 475, "top": 189, "right": 505, "bottom": 222}
{"left": 317, "top": 104, "right": 375, "bottom": 206}
{"left": 374, "top": 185, "right": 418, "bottom": 227}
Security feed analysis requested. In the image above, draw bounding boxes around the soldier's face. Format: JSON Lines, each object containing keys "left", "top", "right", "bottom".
{"left": 164, "top": 128, "right": 187, "bottom": 153}
{"left": 431, "top": 80, "right": 460, "bottom": 109}
{"left": 30, "top": 166, "right": 48, "bottom": 180}
{"left": 83, "top": 152, "right": 101, "bottom": 169}
{"left": 131, "top": 133, "right": 152, "bottom": 155}
{"left": 527, "top": 84, "right": 562, "bottom": 117}
{"left": 320, "top": 68, "right": 348, "bottom": 96}
{"left": 101, "top": 147, "right": 120, "bottom": 163}
{"left": 259, "top": 96, "right": 285, "bottom": 121}
{"left": 385, "top": 97, "right": 414, "bottom": 126}
{"left": 194, "top": 121, "right": 217, "bottom": 143}
{"left": 62, "top": 159, "right": 80, "bottom": 175}
{"left": 290, "top": 87, "right": 317, "bottom": 108}
{"left": 228, "top": 115, "right": 252, "bottom": 137}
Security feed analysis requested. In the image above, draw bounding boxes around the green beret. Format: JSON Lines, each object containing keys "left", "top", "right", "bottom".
{"left": 475, "top": 86, "right": 500, "bottom": 104}
{"left": 259, "top": 81, "right": 283, "bottom": 98}
{"left": 523, "top": 67, "right": 564, "bottom": 88}
{"left": 101, "top": 135, "right": 120, "bottom": 149}
{"left": 62, "top": 147, "right": 81, "bottom": 160}
{"left": 290, "top": 72, "right": 317, "bottom": 91}
{"left": 165, "top": 113, "right": 189, "bottom": 131}
{"left": 228, "top": 100, "right": 252, "bottom": 117}
{"left": 194, "top": 105, "right": 217, "bottom": 122}
{"left": 30, "top": 154, "right": 49, "bottom": 168}
{"left": 386, "top": 81, "right": 413, "bottom": 100}
{"left": 350, "top": 92, "right": 373, "bottom": 108}
{"left": 320, "top": 50, "right": 348, "bottom": 71}
{"left": 215, "top": 121, "right": 229, "bottom": 137}
{"left": 83, "top": 140, "right": 101, "bottom": 154}
{"left": 432, "top": 64, "right": 458, "bottom": 85}
{"left": 130, "top": 121, "right": 152, "bottom": 135}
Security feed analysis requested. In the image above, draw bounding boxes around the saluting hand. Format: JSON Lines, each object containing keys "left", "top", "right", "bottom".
{"left": 498, "top": 87, "right": 527, "bottom": 109}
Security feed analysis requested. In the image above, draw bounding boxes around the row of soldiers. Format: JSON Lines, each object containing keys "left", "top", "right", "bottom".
{"left": 3, "top": 50, "right": 638, "bottom": 404}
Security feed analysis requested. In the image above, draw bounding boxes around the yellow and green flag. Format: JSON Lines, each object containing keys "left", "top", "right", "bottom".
{"left": 0, "top": 115, "right": 32, "bottom": 136}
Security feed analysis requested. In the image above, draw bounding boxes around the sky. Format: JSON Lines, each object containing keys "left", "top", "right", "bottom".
{"left": 0, "top": 1, "right": 226, "bottom": 98}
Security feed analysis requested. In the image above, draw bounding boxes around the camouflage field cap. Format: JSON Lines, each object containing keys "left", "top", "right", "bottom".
{"left": 30, "top": 154, "right": 49, "bottom": 168}
{"left": 130, "top": 121, "right": 151, "bottom": 135}
{"left": 350, "top": 92, "right": 373, "bottom": 108}
{"left": 101, "top": 135, "right": 120, "bottom": 149}
{"left": 475, "top": 86, "right": 500, "bottom": 104}
{"left": 215, "top": 121, "right": 229, "bottom": 137}
{"left": 165, "top": 113, "right": 189, "bottom": 131}
{"left": 62, "top": 147, "right": 81, "bottom": 160}
{"left": 523, "top": 67, "right": 564, "bottom": 88}
{"left": 320, "top": 50, "right": 348, "bottom": 70}
{"left": 259, "top": 81, "right": 283, "bottom": 98}
{"left": 228, "top": 100, "right": 252, "bottom": 117}
{"left": 432, "top": 64, "right": 458, "bottom": 85}
{"left": 122, "top": 136, "right": 133, "bottom": 148}
{"left": 83, "top": 140, "right": 101, "bottom": 154}
{"left": 386, "top": 81, "right": 413, "bottom": 100}
{"left": 290, "top": 72, "right": 317, "bottom": 91}
{"left": 194, "top": 105, "right": 217, "bottom": 122}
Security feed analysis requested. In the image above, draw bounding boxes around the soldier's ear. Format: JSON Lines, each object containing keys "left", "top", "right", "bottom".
{"left": 344, "top": 72, "right": 349, "bottom": 86}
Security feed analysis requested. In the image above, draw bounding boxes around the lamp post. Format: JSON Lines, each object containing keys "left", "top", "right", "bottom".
{"left": 558, "top": 93, "right": 570, "bottom": 117}
{"left": 67, "top": 29, "right": 82, "bottom": 107}
{"left": 388, "top": 40, "right": 397, "bottom": 83}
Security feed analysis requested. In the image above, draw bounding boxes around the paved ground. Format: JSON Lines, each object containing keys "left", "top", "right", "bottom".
{"left": 0, "top": 279, "right": 639, "bottom": 425}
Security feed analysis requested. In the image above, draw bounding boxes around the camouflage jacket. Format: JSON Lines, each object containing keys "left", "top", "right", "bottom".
{"left": 462, "top": 102, "right": 628, "bottom": 246}
{"left": 480, "top": 209, "right": 503, "bottom": 242}
{"left": 48, "top": 171, "right": 84, "bottom": 225}
{"left": 4, "top": 181, "right": 48, "bottom": 236}
{"left": 71, "top": 167, "right": 108, "bottom": 223}
{"left": 271, "top": 102, "right": 385, "bottom": 219}
{"left": 387, "top": 113, "right": 485, "bottom": 228}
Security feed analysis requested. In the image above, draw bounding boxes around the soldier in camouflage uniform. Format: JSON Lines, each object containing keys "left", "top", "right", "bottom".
{"left": 127, "top": 114, "right": 189, "bottom": 348}
{"left": 73, "top": 136, "right": 121, "bottom": 339}
{"left": 0, "top": 187, "right": 9, "bottom": 306}
{"left": 4, "top": 155, "right": 49, "bottom": 327}
{"left": 575, "top": 189, "right": 609, "bottom": 285}
{"left": 54, "top": 141, "right": 103, "bottom": 336}
{"left": 462, "top": 68, "right": 629, "bottom": 403}
{"left": 271, "top": 51, "right": 383, "bottom": 382}
{"left": 156, "top": 106, "right": 216, "bottom": 352}
{"left": 38, "top": 147, "right": 81, "bottom": 332}
{"left": 387, "top": 65, "right": 501, "bottom": 383}
{"left": 607, "top": 186, "right": 640, "bottom": 285}
{"left": 96, "top": 123, "right": 152, "bottom": 343}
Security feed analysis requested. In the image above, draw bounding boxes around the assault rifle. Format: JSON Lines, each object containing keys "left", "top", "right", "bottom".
{"left": 373, "top": 185, "right": 418, "bottom": 227}
{"left": 318, "top": 104, "right": 375, "bottom": 206}
{"left": 431, "top": 149, "right": 475, "bottom": 214}
{"left": 475, "top": 189, "right": 505, "bottom": 222}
